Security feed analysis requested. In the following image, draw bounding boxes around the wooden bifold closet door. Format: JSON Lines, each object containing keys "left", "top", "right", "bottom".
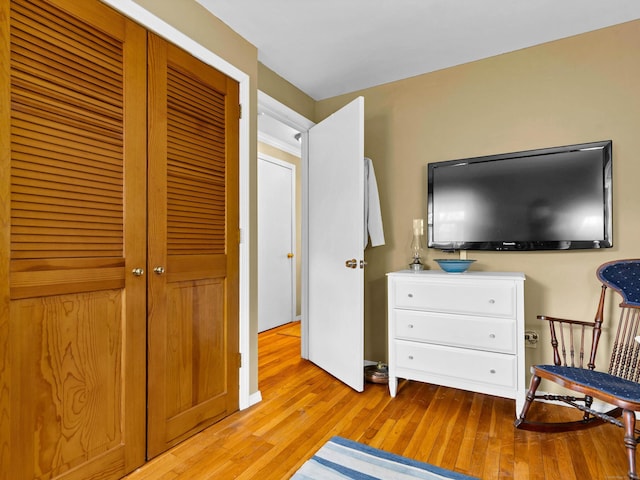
{"left": 1, "top": 1, "right": 147, "bottom": 478}
{"left": 146, "top": 32, "right": 240, "bottom": 459}
{"left": 0, "top": 1, "right": 240, "bottom": 479}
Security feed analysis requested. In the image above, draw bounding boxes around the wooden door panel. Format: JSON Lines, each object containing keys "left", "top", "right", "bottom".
{"left": 165, "top": 279, "right": 226, "bottom": 415}
{"left": 12, "top": 291, "right": 124, "bottom": 478}
{"left": 1, "top": 1, "right": 147, "bottom": 479}
{"left": 147, "top": 33, "right": 239, "bottom": 458}
{"left": 10, "top": 258, "right": 125, "bottom": 299}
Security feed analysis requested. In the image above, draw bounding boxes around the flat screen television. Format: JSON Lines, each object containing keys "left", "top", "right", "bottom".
{"left": 427, "top": 140, "right": 613, "bottom": 251}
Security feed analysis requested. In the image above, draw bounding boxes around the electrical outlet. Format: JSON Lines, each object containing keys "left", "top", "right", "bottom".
{"left": 524, "top": 330, "right": 539, "bottom": 348}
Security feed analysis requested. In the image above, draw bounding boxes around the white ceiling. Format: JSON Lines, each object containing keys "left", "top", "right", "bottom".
{"left": 196, "top": 0, "right": 640, "bottom": 101}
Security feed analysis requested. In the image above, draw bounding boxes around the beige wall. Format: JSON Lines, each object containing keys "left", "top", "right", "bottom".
{"left": 257, "top": 142, "right": 303, "bottom": 317}
{"left": 316, "top": 20, "right": 640, "bottom": 371}
{"left": 258, "top": 63, "right": 316, "bottom": 122}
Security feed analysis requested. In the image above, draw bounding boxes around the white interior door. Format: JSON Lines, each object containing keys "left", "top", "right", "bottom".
{"left": 306, "top": 97, "right": 365, "bottom": 392}
{"left": 258, "top": 156, "right": 295, "bottom": 332}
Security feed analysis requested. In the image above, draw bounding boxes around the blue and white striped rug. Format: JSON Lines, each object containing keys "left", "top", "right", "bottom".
{"left": 291, "top": 436, "right": 478, "bottom": 479}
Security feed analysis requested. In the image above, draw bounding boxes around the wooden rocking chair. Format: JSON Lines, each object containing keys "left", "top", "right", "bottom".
{"left": 515, "top": 259, "right": 640, "bottom": 480}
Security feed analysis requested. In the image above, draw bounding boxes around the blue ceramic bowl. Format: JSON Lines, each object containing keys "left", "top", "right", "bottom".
{"left": 434, "top": 259, "right": 476, "bottom": 273}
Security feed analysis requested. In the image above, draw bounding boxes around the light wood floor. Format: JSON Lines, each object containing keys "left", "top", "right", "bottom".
{"left": 124, "top": 321, "right": 631, "bottom": 479}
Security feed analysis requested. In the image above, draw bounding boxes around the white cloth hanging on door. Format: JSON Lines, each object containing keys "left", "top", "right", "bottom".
{"left": 364, "top": 157, "right": 385, "bottom": 248}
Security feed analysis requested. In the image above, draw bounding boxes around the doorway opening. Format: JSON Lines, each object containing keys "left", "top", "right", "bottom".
{"left": 257, "top": 92, "right": 312, "bottom": 373}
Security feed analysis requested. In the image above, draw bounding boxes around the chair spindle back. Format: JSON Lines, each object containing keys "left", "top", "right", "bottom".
{"left": 598, "top": 260, "right": 640, "bottom": 382}
{"left": 543, "top": 282, "right": 606, "bottom": 370}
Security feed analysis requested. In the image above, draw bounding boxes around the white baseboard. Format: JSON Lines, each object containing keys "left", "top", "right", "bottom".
{"left": 242, "top": 390, "right": 262, "bottom": 410}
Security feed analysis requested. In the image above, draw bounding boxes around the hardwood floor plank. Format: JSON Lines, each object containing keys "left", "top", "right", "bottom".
{"left": 374, "top": 383, "right": 427, "bottom": 454}
{"left": 455, "top": 393, "right": 486, "bottom": 475}
{"left": 427, "top": 387, "right": 467, "bottom": 467}
{"left": 468, "top": 394, "right": 493, "bottom": 479}
{"left": 495, "top": 398, "right": 516, "bottom": 479}
{"left": 123, "top": 321, "right": 635, "bottom": 479}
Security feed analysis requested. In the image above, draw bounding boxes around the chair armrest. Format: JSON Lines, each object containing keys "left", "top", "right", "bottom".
{"left": 537, "top": 315, "right": 596, "bottom": 328}
{"left": 536, "top": 315, "right": 596, "bottom": 367}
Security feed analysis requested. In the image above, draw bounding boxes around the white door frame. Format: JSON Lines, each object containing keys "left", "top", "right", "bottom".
{"left": 258, "top": 92, "right": 315, "bottom": 358}
{"left": 100, "top": 0, "right": 254, "bottom": 408}
{"left": 257, "top": 154, "right": 296, "bottom": 332}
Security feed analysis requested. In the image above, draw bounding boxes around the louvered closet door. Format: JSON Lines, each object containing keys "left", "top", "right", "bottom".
{"left": 146, "top": 33, "right": 240, "bottom": 458}
{"left": 1, "top": 1, "right": 147, "bottom": 479}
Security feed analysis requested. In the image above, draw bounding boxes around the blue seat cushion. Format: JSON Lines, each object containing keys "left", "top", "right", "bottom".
{"left": 535, "top": 365, "right": 640, "bottom": 403}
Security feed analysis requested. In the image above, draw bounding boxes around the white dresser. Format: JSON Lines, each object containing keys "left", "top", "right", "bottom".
{"left": 387, "top": 270, "right": 526, "bottom": 415}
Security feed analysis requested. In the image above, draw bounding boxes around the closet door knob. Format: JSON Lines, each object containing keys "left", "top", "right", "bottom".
{"left": 132, "top": 268, "right": 144, "bottom": 276}
{"left": 153, "top": 266, "right": 165, "bottom": 275}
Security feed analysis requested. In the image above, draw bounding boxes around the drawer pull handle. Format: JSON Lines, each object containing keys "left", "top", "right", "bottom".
{"left": 489, "top": 333, "right": 495, "bottom": 339}
{"left": 488, "top": 299, "right": 495, "bottom": 304}
{"left": 408, "top": 355, "right": 414, "bottom": 360}
{"left": 490, "top": 369, "right": 496, "bottom": 374}
{"left": 408, "top": 324, "right": 414, "bottom": 329}
{"left": 407, "top": 293, "right": 413, "bottom": 298}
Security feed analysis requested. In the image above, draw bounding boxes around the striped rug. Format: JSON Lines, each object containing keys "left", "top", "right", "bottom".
{"left": 291, "top": 436, "right": 478, "bottom": 479}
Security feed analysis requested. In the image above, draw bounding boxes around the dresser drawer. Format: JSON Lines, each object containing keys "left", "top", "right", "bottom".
{"left": 393, "top": 310, "right": 515, "bottom": 354}
{"left": 394, "top": 340, "right": 516, "bottom": 389}
{"left": 393, "top": 279, "right": 515, "bottom": 318}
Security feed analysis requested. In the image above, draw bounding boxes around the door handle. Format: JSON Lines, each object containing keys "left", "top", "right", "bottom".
{"left": 360, "top": 260, "right": 367, "bottom": 269}
{"left": 345, "top": 258, "right": 357, "bottom": 269}
{"left": 132, "top": 268, "right": 144, "bottom": 276}
{"left": 153, "top": 266, "right": 165, "bottom": 275}
{"left": 287, "top": 253, "right": 294, "bottom": 258}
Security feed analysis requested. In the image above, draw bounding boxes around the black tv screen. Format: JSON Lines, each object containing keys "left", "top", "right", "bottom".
{"left": 427, "top": 140, "right": 613, "bottom": 251}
